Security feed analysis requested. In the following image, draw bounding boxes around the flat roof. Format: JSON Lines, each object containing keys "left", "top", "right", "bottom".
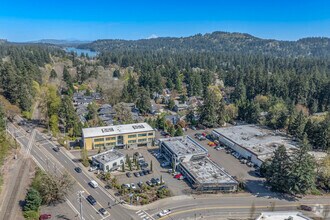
{"left": 92, "top": 149, "right": 124, "bottom": 164}
{"left": 181, "top": 157, "right": 237, "bottom": 185}
{"left": 256, "top": 212, "right": 312, "bottom": 220}
{"left": 82, "top": 123, "right": 154, "bottom": 138}
{"left": 213, "top": 125, "right": 297, "bottom": 156}
{"left": 159, "top": 136, "right": 208, "bottom": 157}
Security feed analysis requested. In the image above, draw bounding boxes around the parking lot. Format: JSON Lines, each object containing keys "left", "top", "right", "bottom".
{"left": 113, "top": 147, "right": 190, "bottom": 196}
{"left": 183, "top": 128, "right": 270, "bottom": 194}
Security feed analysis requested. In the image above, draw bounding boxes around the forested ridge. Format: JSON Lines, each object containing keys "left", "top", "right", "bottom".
{"left": 80, "top": 31, "right": 330, "bottom": 58}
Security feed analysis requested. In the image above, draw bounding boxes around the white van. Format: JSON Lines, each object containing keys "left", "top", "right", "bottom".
{"left": 89, "top": 180, "right": 98, "bottom": 188}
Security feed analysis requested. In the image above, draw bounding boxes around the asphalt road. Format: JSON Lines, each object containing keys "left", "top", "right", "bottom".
{"left": 7, "top": 122, "right": 137, "bottom": 220}
{"left": 7, "top": 122, "right": 330, "bottom": 220}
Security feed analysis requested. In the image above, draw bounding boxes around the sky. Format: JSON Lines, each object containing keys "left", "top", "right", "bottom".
{"left": 0, "top": 0, "right": 329, "bottom": 42}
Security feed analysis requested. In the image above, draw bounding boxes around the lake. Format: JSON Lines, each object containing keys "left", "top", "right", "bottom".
{"left": 65, "top": 47, "right": 98, "bottom": 58}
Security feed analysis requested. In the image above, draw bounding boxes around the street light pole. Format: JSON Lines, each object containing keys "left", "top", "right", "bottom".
{"left": 78, "top": 191, "right": 84, "bottom": 220}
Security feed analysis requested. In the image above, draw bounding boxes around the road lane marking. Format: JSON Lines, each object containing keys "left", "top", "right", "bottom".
{"left": 157, "top": 204, "right": 329, "bottom": 220}
{"left": 90, "top": 214, "right": 95, "bottom": 219}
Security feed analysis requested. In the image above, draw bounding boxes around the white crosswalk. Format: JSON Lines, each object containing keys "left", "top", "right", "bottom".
{"left": 136, "top": 210, "right": 155, "bottom": 220}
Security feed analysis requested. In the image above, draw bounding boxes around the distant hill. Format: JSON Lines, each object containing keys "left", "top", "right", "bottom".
{"left": 27, "top": 39, "right": 91, "bottom": 46}
{"left": 78, "top": 31, "right": 330, "bottom": 58}
{"left": 0, "top": 39, "right": 8, "bottom": 45}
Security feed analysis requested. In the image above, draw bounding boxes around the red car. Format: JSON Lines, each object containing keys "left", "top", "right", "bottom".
{"left": 39, "top": 214, "right": 51, "bottom": 220}
{"left": 174, "top": 173, "right": 182, "bottom": 179}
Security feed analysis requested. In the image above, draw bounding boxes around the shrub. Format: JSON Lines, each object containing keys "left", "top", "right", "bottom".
{"left": 23, "top": 210, "right": 39, "bottom": 219}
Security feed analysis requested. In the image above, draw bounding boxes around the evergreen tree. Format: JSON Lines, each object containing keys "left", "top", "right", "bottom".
{"left": 23, "top": 188, "right": 42, "bottom": 212}
{"left": 264, "top": 145, "right": 291, "bottom": 192}
{"left": 289, "top": 111, "right": 307, "bottom": 139}
{"left": 167, "top": 99, "right": 175, "bottom": 111}
{"left": 136, "top": 88, "right": 151, "bottom": 115}
{"left": 113, "top": 69, "right": 121, "bottom": 78}
{"left": 50, "top": 69, "right": 57, "bottom": 78}
{"left": 175, "top": 126, "right": 184, "bottom": 136}
{"left": 289, "top": 133, "right": 316, "bottom": 195}
{"left": 199, "top": 85, "right": 224, "bottom": 127}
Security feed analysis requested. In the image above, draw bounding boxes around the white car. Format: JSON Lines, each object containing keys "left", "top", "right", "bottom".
{"left": 89, "top": 180, "right": 99, "bottom": 188}
{"left": 89, "top": 166, "right": 97, "bottom": 172}
{"left": 158, "top": 209, "right": 171, "bottom": 217}
{"left": 131, "top": 183, "right": 136, "bottom": 189}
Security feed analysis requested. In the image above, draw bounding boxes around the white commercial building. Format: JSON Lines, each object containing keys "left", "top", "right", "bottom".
{"left": 159, "top": 136, "right": 238, "bottom": 192}
{"left": 91, "top": 149, "right": 125, "bottom": 172}
{"left": 213, "top": 125, "right": 297, "bottom": 167}
{"left": 159, "top": 136, "right": 208, "bottom": 166}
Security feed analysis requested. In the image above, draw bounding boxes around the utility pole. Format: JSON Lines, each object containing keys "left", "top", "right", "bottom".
{"left": 77, "top": 191, "right": 84, "bottom": 220}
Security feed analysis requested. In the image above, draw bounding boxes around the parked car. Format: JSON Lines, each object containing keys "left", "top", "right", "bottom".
{"left": 134, "top": 172, "right": 140, "bottom": 177}
{"left": 161, "top": 161, "right": 170, "bottom": 167}
{"left": 156, "top": 154, "right": 163, "bottom": 159}
{"left": 139, "top": 171, "right": 144, "bottom": 176}
{"left": 246, "top": 162, "right": 253, "bottom": 167}
{"left": 89, "top": 166, "right": 97, "bottom": 172}
{"left": 142, "top": 170, "right": 148, "bottom": 175}
{"left": 131, "top": 183, "right": 137, "bottom": 189}
{"left": 151, "top": 178, "right": 158, "bottom": 185}
{"left": 123, "top": 183, "right": 130, "bottom": 188}
{"left": 197, "top": 135, "right": 206, "bottom": 141}
{"left": 140, "top": 162, "right": 148, "bottom": 168}
{"left": 53, "top": 147, "right": 60, "bottom": 152}
{"left": 74, "top": 167, "right": 82, "bottom": 173}
{"left": 155, "top": 178, "right": 162, "bottom": 185}
{"left": 174, "top": 173, "right": 182, "bottom": 179}
{"left": 137, "top": 181, "right": 144, "bottom": 188}
{"left": 146, "top": 180, "right": 153, "bottom": 186}
{"left": 191, "top": 126, "right": 197, "bottom": 130}
{"left": 208, "top": 142, "right": 216, "bottom": 147}
{"left": 99, "top": 208, "right": 108, "bottom": 215}
{"left": 39, "top": 214, "right": 51, "bottom": 220}
{"left": 86, "top": 195, "right": 97, "bottom": 205}
{"left": 126, "top": 172, "right": 132, "bottom": 178}
{"left": 240, "top": 159, "right": 247, "bottom": 164}
{"left": 158, "top": 209, "right": 172, "bottom": 217}
{"left": 299, "top": 205, "right": 313, "bottom": 211}
{"left": 158, "top": 185, "right": 168, "bottom": 190}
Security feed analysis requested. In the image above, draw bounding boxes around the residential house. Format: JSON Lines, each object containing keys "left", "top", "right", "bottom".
{"left": 173, "top": 100, "right": 189, "bottom": 112}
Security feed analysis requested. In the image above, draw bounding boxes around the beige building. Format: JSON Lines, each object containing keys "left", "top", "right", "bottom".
{"left": 82, "top": 123, "right": 155, "bottom": 150}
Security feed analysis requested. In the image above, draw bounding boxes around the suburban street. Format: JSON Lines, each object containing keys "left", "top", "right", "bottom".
{"left": 6, "top": 121, "right": 137, "bottom": 220}
{"left": 5, "top": 120, "right": 330, "bottom": 220}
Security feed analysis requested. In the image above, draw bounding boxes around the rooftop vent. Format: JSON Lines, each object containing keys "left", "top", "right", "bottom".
{"left": 132, "top": 124, "right": 145, "bottom": 129}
